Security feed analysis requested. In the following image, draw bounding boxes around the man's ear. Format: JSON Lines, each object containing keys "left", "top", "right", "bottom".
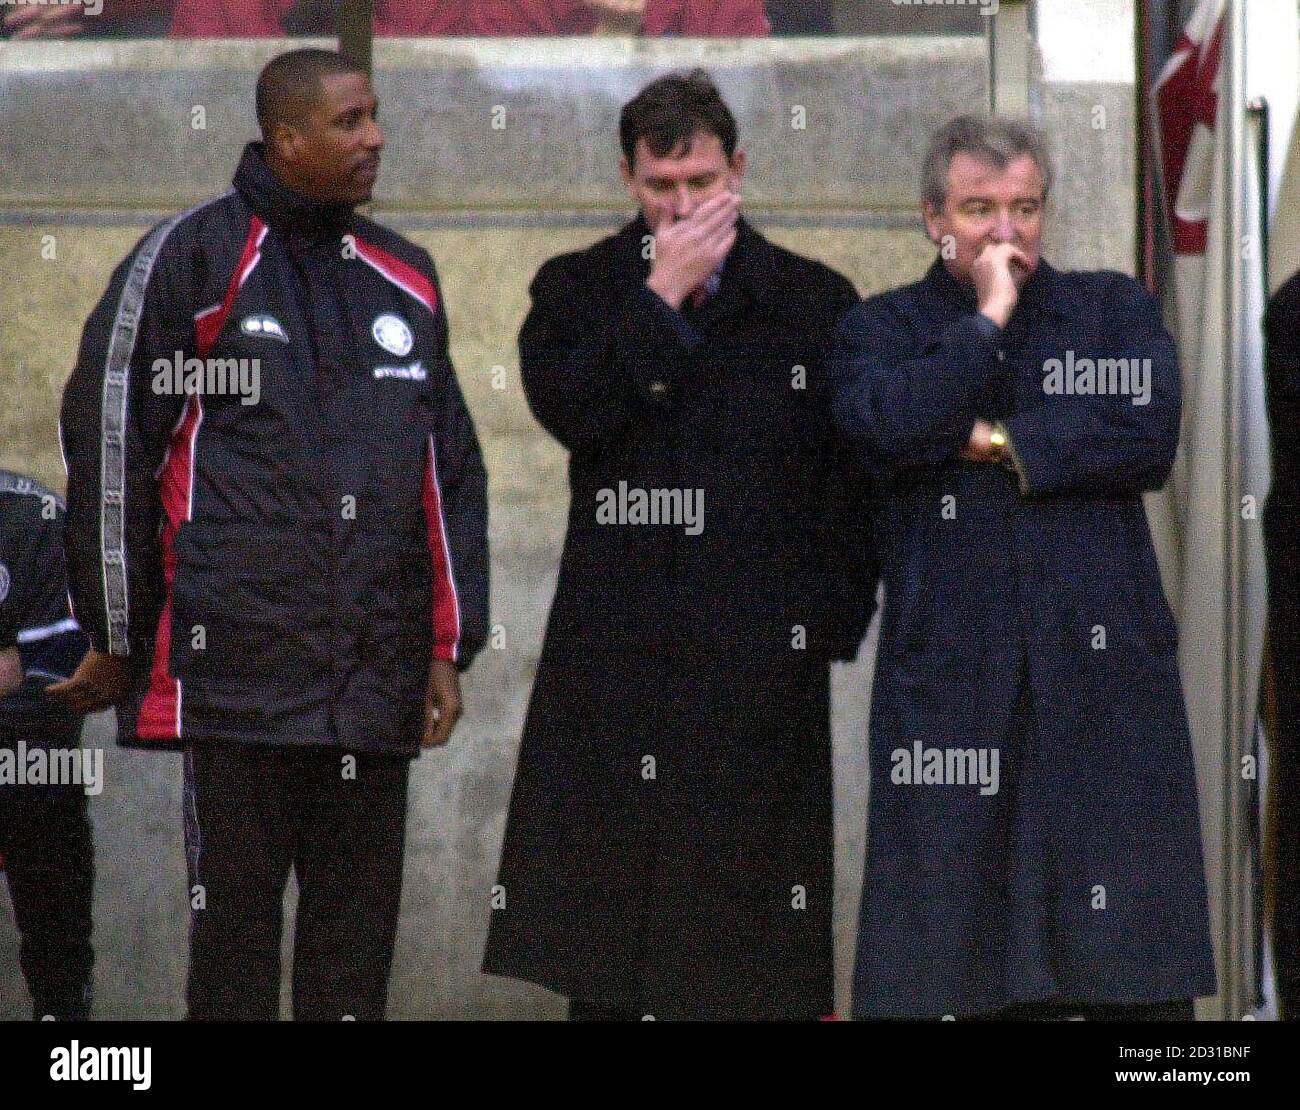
{"left": 266, "top": 121, "right": 299, "bottom": 164}
{"left": 922, "top": 201, "right": 943, "bottom": 244}
{"left": 728, "top": 148, "right": 748, "bottom": 188}
{"left": 618, "top": 155, "right": 641, "bottom": 204}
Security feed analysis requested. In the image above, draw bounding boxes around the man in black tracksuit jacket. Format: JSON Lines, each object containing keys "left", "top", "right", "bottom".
{"left": 55, "top": 50, "right": 488, "bottom": 1020}
{"left": 0, "top": 472, "right": 93, "bottom": 1020}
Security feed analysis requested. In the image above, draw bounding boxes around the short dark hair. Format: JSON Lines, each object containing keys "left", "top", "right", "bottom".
{"left": 619, "top": 69, "right": 739, "bottom": 168}
{"left": 255, "top": 48, "right": 368, "bottom": 136}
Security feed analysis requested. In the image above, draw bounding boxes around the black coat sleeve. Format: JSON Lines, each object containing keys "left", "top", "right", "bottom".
{"left": 519, "top": 254, "right": 705, "bottom": 453}
{"left": 59, "top": 225, "right": 192, "bottom": 658}
{"left": 1264, "top": 272, "right": 1300, "bottom": 736}
{"left": 821, "top": 438, "right": 881, "bottom": 663}
{"left": 418, "top": 250, "right": 490, "bottom": 672}
{"left": 1266, "top": 271, "right": 1300, "bottom": 505}
{"left": 818, "top": 283, "right": 881, "bottom": 662}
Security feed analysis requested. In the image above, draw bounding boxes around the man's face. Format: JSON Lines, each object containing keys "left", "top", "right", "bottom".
{"left": 923, "top": 152, "right": 1045, "bottom": 286}
{"left": 620, "top": 131, "right": 747, "bottom": 232}
{"left": 270, "top": 72, "right": 384, "bottom": 205}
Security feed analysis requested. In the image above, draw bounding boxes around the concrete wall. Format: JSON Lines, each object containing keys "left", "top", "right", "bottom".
{"left": 0, "top": 25, "right": 1138, "bottom": 1018}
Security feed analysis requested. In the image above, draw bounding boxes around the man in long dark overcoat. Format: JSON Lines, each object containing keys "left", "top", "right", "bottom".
{"left": 830, "top": 115, "right": 1217, "bottom": 1020}
{"left": 482, "top": 70, "right": 877, "bottom": 1020}
{"left": 1264, "top": 266, "right": 1300, "bottom": 1021}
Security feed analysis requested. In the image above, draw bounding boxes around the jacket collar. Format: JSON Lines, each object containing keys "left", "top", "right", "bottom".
{"left": 923, "top": 255, "right": 1067, "bottom": 322}
{"left": 615, "top": 212, "right": 778, "bottom": 313}
{"left": 233, "top": 141, "right": 355, "bottom": 239}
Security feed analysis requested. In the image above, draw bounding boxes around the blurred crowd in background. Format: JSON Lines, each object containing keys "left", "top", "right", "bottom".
{"left": 0, "top": 0, "right": 989, "bottom": 39}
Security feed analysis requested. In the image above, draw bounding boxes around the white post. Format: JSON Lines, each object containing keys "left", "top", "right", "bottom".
{"left": 1221, "top": 0, "right": 1254, "bottom": 1021}
{"left": 989, "top": 0, "right": 1033, "bottom": 117}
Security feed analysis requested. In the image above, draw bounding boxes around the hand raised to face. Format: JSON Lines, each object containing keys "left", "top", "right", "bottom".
{"left": 972, "top": 242, "right": 1033, "bottom": 329}
{"left": 646, "top": 191, "right": 740, "bottom": 310}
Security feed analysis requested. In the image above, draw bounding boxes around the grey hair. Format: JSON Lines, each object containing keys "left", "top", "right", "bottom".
{"left": 921, "top": 115, "right": 1054, "bottom": 210}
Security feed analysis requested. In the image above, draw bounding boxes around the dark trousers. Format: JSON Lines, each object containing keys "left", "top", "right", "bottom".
{"left": 1265, "top": 492, "right": 1300, "bottom": 1018}
{"left": 571, "top": 998, "right": 1197, "bottom": 1022}
{"left": 568, "top": 998, "right": 645, "bottom": 1021}
{"left": 1271, "top": 679, "right": 1300, "bottom": 1020}
{"left": 0, "top": 767, "right": 95, "bottom": 1020}
{"left": 183, "top": 743, "right": 410, "bottom": 1021}
{"left": 965, "top": 998, "right": 1196, "bottom": 1021}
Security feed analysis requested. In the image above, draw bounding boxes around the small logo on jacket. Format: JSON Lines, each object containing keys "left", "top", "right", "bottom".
{"left": 374, "top": 361, "right": 427, "bottom": 381}
{"left": 0, "top": 562, "right": 9, "bottom": 603}
{"left": 372, "top": 313, "right": 414, "bottom": 357}
{"left": 240, "top": 314, "right": 289, "bottom": 343}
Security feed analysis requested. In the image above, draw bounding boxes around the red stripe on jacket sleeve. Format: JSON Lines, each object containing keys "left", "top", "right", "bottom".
{"left": 138, "top": 215, "right": 263, "bottom": 741}
{"left": 195, "top": 216, "right": 266, "bottom": 357}
{"left": 137, "top": 392, "right": 203, "bottom": 741}
{"left": 423, "top": 436, "right": 461, "bottom": 662}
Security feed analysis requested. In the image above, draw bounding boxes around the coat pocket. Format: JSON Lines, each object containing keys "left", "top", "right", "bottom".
{"left": 351, "top": 531, "right": 431, "bottom": 715}
{"left": 1119, "top": 510, "right": 1179, "bottom": 657}
{"left": 168, "top": 521, "right": 326, "bottom": 687}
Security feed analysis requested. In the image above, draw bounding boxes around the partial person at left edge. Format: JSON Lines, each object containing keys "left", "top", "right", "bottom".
{"left": 0, "top": 471, "right": 94, "bottom": 1021}
{"left": 1, "top": 1, "right": 172, "bottom": 39}
{"left": 55, "top": 48, "right": 489, "bottom": 1020}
